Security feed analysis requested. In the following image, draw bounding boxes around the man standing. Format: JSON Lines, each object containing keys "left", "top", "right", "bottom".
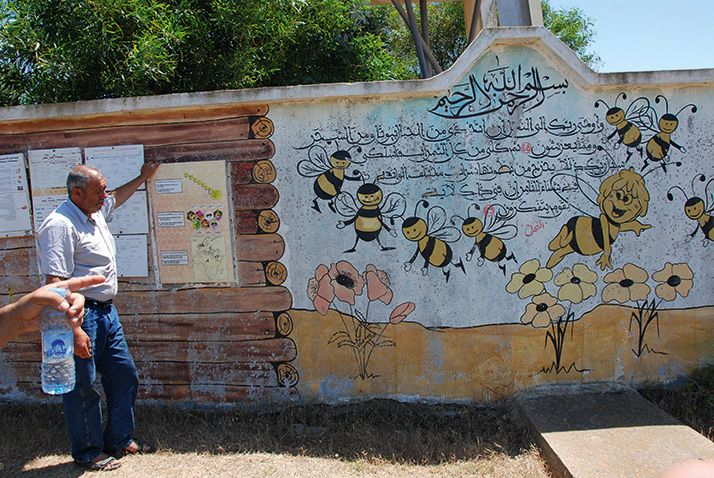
{"left": 37, "top": 162, "right": 158, "bottom": 471}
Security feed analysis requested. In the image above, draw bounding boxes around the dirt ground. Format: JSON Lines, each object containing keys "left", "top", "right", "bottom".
{"left": 0, "top": 399, "right": 550, "bottom": 477}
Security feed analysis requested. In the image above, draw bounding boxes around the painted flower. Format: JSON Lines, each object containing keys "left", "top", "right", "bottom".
{"left": 389, "top": 302, "right": 416, "bottom": 324}
{"left": 554, "top": 263, "right": 598, "bottom": 304}
{"left": 506, "top": 259, "right": 553, "bottom": 299}
{"left": 653, "top": 262, "right": 693, "bottom": 301}
{"left": 365, "top": 264, "right": 393, "bottom": 305}
{"left": 307, "top": 264, "right": 334, "bottom": 315}
{"left": 328, "top": 261, "right": 365, "bottom": 305}
{"left": 601, "top": 263, "right": 650, "bottom": 304}
{"left": 520, "top": 293, "right": 565, "bottom": 328}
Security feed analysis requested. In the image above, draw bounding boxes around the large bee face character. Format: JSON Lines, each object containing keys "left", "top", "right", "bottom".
{"left": 668, "top": 174, "right": 714, "bottom": 245}
{"left": 599, "top": 171, "right": 649, "bottom": 225}
{"left": 658, "top": 114, "right": 679, "bottom": 134}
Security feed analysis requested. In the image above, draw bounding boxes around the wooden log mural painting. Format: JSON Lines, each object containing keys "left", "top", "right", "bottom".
{"left": 0, "top": 103, "right": 299, "bottom": 404}
{"left": 0, "top": 28, "right": 712, "bottom": 406}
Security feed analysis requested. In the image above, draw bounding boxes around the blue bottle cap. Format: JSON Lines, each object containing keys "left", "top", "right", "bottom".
{"left": 48, "top": 287, "right": 67, "bottom": 300}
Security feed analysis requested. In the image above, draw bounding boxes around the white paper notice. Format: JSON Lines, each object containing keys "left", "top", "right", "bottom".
{"left": 0, "top": 153, "right": 33, "bottom": 237}
{"left": 114, "top": 234, "right": 148, "bottom": 277}
{"left": 28, "top": 148, "right": 82, "bottom": 230}
{"left": 85, "top": 145, "right": 145, "bottom": 191}
{"left": 106, "top": 191, "right": 149, "bottom": 235}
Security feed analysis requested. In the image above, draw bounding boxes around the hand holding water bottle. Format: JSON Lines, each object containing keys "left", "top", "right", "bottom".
{"left": 0, "top": 276, "right": 106, "bottom": 348}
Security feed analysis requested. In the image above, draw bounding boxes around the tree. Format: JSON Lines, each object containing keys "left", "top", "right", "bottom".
{"left": 0, "top": 0, "right": 599, "bottom": 106}
{"left": 380, "top": 0, "right": 600, "bottom": 76}
{"left": 541, "top": 0, "right": 600, "bottom": 68}
{"left": 0, "top": 0, "right": 410, "bottom": 106}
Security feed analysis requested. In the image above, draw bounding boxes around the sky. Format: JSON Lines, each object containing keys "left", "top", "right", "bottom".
{"left": 546, "top": 0, "right": 714, "bottom": 72}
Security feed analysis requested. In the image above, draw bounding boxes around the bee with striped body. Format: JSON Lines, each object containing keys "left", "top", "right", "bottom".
{"left": 595, "top": 93, "right": 649, "bottom": 162}
{"left": 402, "top": 201, "right": 465, "bottom": 282}
{"left": 336, "top": 183, "right": 406, "bottom": 253}
{"left": 667, "top": 174, "right": 714, "bottom": 246}
{"left": 453, "top": 203, "right": 518, "bottom": 275}
{"left": 297, "top": 146, "right": 363, "bottom": 213}
{"left": 643, "top": 96, "right": 697, "bottom": 172}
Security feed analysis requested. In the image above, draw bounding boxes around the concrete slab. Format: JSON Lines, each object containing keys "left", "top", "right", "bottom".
{"left": 515, "top": 382, "right": 714, "bottom": 478}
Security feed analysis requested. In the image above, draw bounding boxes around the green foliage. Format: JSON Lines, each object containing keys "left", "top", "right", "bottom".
{"left": 0, "top": 0, "right": 600, "bottom": 106}
{"left": 0, "top": 0, "right": 409, "bottom": 105}
{"left": 541, "top": 0, "right": 600, "bottom": 69}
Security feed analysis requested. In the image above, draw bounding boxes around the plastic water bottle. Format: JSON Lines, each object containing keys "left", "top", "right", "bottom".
{"left": 41, "top": 287, "right": 76, "bottom": 395}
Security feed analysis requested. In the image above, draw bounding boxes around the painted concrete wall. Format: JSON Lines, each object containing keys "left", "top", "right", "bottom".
{"left": 0, "top": 27, "right": 712, "bottom": 405}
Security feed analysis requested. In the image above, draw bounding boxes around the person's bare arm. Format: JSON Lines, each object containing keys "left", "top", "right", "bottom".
{"left": 111, "top": 162, "right": 159, "bottom": 208}
{"left": 0, "top": 276, "right": 105, "bottom": 347}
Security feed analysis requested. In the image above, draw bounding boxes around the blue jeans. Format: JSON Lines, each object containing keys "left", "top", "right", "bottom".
{"left": 62, "top": 302, "right": 138, "bottom": 463}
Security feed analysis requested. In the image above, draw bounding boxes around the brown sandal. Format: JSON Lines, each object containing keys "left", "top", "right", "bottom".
{"left": 75, "top": 454, "right": 122, "bottom": 471}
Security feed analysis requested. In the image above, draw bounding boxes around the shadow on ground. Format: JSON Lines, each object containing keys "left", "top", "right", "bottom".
{"left": 0, "top": 399, "right": 536, "bottom": 475}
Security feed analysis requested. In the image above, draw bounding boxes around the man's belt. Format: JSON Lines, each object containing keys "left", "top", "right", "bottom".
{"left": 84, "top": 298, "right": 113, "bottom": 307}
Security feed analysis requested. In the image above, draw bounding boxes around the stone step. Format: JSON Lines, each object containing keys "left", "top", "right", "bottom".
{"left": 515, "top": 382, "right": 714, "bottom": 478}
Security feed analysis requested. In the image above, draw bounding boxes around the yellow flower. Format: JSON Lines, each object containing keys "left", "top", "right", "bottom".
{"left": 653, "top": 263, "right": 693, "bottom": 301}
{"left": 520, "top": 293, "right": 566, "bottom": 328}
{"left": 554, "top": 263, "right": 598, "bottom": 304}
{"left": 601, "top": 263, "right": 650, "bottom": 304}
{"left": 506, "top": 259, "right": 552, "bottom": 299}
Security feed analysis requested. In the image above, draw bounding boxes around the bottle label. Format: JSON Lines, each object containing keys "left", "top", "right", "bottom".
{"left": 43, "top": 330, "right": 73, "bottom": 360}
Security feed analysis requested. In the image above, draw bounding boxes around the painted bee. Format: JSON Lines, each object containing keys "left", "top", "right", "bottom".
{"left": 667, "top": 174, "right": 714, "bottom": 245}
{"left": 402, "top": 200, "right": 465, "bottom": 282}
{"left": 595, "top": 93, "right": 650, "bottom": 162}
{"left": 336, "top": 183, "right": 406, "bottom": 253}
{"left": 297, "top": 145, "right": 363, "bottom": 213}
{"left": 643, "top": 96, "right": 697, "bottom": 172}
{"left": 452, "top": 203, "right": 518, "bottom": 275}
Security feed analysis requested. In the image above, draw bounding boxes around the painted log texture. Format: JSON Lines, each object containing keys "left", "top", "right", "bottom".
{"left": 0, "top": 104, "right": 268, "bottom": 135}
{"left": 0, "top": 118, "right": 252, "bottom": 153}
{"left": 0, "top": 106, "right": 296, "bottom": 405}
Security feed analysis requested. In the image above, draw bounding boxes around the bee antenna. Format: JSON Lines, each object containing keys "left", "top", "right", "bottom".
{"left": 416, "top": 200, "right": 429, "bottom": 216}
{"left": 615, "top": 92, "right": 627, "bottom": 106}
{"left": 675, "top": 103, "right": 697, "bottom": 116}
{"left": 450, "top": 214, "right": 465, "bottom": 225}
{"left": 594, "top": 99, "right": 609, "bottom": 109}
{"left": 666, "top": 186, "right": 687, "bottom": 202}
{"left": 654, "top": 95, "right": 669, "bottom": 112}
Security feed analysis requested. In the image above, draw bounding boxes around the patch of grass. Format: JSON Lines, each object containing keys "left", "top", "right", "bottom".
{"left": 639, "top": 365, "right": 714, "bottom": 441}
{"left": 0, "top": 398, "right": 549, "bottom": 477}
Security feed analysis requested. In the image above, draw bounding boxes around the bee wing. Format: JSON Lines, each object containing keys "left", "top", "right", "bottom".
{"left": 297, "top": 145, "right": 332, "bottom": 177}
{"left": 381, "top": 193, "right": 407, "bottom": 220}
{"left": 550, "top": 173, "right": 599, "bottom": 217}
{"left": 625, "top": 97, "right": 657, "bottom": 132}
{"left": 430, "top": 225, "right": 462, "bottom": 243}
{"left": 489, "top": 223, "right": 518, "bottom": 240}
{"left": 335, "top": 192, "right": 359, "bottom": 217}
{"left": 426, "top": 206, "right": 447, "bottom": 233}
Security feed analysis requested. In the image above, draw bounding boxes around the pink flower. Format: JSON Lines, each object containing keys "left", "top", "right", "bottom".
{"left": 365, "top": 264, "right": 393, "bottom": 305}
{"left": 307, "top": 264, "right": 334, "bottom": 315}
{"left": 389, "top": 302, "right": 415, "bottom": 324}
{"left": 328, "top": 261, "right": 365, "bottom": 305}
